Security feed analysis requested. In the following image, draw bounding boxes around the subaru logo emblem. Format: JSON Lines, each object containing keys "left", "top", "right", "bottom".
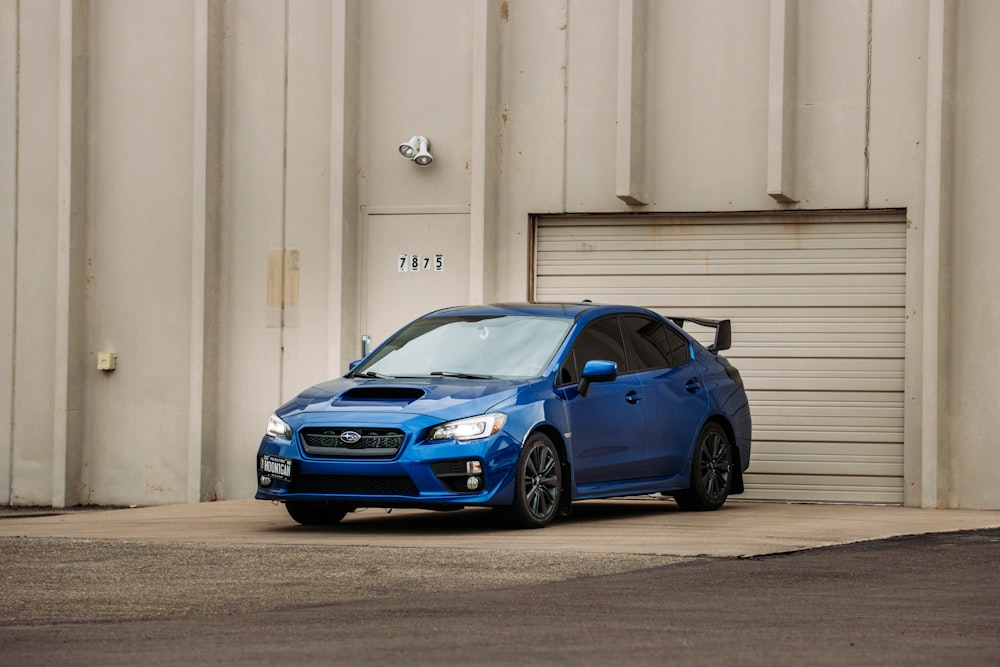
{"left": 340, "top": 431, "right": 362, "bottom": 444}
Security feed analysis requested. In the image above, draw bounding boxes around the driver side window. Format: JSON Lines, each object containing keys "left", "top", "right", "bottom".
{"left": 558, "top": 316, "right": 627, "bottom": 386}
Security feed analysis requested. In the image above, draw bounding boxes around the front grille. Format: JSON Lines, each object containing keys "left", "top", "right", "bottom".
{"left": 300, "top": 427, "right": 405, "bottom": 458}
{"left": 289, "top": 474, "right": 419, "bottom": 496}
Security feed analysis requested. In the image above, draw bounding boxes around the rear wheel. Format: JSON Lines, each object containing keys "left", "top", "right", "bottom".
{"left": 507, "top": 433, "right": 562, "bottom": 529}
{"left": 674, "top": 422, "right": 732, "bottom": 511}
{"left": 284, "top": 501, "right": 351, "bottom": 525}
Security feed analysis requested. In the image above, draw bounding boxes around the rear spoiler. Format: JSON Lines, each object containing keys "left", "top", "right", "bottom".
{"left": 669, "top": 317, "right": 731, "bottom": 354}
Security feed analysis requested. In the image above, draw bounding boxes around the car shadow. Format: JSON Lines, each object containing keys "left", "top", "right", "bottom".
{"left": 269, "top": 497, "right": 688, "bottom": 535}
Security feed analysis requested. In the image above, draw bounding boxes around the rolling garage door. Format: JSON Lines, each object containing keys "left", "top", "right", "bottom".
{"left": 533, "top": 212, "right": 906, "bottom": 503}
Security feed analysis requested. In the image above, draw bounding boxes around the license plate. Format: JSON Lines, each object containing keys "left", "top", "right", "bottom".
{"left": 260, "top": 454, "right": 292, "bottom": 482}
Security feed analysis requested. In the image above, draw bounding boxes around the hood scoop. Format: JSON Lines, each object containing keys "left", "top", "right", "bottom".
{"left": 335, "top": 386, "right": 426, "bottom": 406}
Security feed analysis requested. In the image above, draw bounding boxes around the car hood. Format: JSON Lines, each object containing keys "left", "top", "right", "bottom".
{"left": 275, "top": 376, "right": 528, "bottom": 424}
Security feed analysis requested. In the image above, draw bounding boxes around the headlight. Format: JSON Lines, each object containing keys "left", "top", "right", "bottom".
{"left": 266, "top": 413, "right": 292, "bottom": 439}
{"left": 428, "top": 413, "right": 507, "bottom": 442}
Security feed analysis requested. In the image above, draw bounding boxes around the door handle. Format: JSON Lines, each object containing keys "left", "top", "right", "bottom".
{"left": 625, "top": 391, "right": 642, "bottom": 404}
{"left": 685, "top": 378, "right": 702, "bottom": 393}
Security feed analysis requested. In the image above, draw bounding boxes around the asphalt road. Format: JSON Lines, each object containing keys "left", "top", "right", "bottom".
{"left": 0, "top": 501, "right": 998, "bottom": 666}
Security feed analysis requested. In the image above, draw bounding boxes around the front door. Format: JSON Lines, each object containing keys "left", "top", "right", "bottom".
{"left": 565, "top": 374, "right": 647, "bottom": 485}
{"left": 560, "top": 316, "right": 646, "bottom": 485}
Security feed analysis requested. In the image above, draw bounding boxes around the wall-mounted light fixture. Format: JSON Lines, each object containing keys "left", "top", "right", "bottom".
{"left": 398, "top": 135, "right": 433, "bottom": 166}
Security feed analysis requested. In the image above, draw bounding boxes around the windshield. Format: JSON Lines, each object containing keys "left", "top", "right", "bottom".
{"left": 353, "top": 315, "right": 573, "bottom": 380}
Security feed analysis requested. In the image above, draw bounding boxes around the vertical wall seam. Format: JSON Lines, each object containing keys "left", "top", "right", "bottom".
{"left": 329, "top": 0, "right": 361, "bottom": 374}
{"left": 560, "top": 0, "right": 569, "bottom": 212}
{"left": 53, "top": 0, "right": 88, "bottom": 508}
{"left": 864, "top": 0, "right": 873, "bottom": 208}
{"left": 767, "top": 0, "right": 797, "bottom": 203}
{"left": 328, "top": 0, "right": 348, "bottom": 378}
{"left": 470, "top": 1, "right": 497, "bottom": 304}
{"left": 11, "top": 0, "right": 18, "bottom": 504}
{"left": 615, "top": 0, "right": 647, "bottom": 206}
{"left": 4, "top": 0, "right": 21, "bottom": 505}
{"left": 921, "top": 0, "right": 947, "bottom": 508}
{"left": 470, "top": 2, "right": 486, "bottom": 304}
{"left": 53, "top": 0, "right": 69, "bottom": 508}
{"left": 188, "top": 0, "right": 209, "bottom": 504}
{"left": 278, "top": 0, "right": 290, "bottom": 402}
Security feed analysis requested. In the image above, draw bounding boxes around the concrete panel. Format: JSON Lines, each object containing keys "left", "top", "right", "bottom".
{"left": 280, "top": 0, "right": 334, "bottom": 399}
{"left": 947, "top": 1, "right": 1000, "bottom": 509}
{"left": 215, "top": 1, "right": 286, "bottom": 499}
{"left": 792, "top": 0, "right": 869, "bottom": 207}
{"left": 327, "top": 0, "right": 362, "bottom": 377}
{"left": 565, "top": 0, "right": 618, "bottom": 211}
{"left": 360, "top": 0, "right": 474, "bottom": 209}
{"left": 566, "top": 1, "right": 772, "bottom": 212}
{"left": 79, "top": 0, "right": 196, "bottom": 504}
{"left": 52, "top": 0, "right": 89, "bottom": 508}
{"left": 646, "top": 0, "right": 771, "bottom": 211}
{"left": 0, "top": 1, "right": 17, "bottom": 504}
{"left": 868, "top": 0, "right": 927, "bottom": 207}
{"left": 11, "top": 0, "right": 60, "bottom": 506}
{"left": 867, "top": 2, "right": 928, "bottom": 505}
{"left": 495, "top": 0, "right": 568, "bottom": 301}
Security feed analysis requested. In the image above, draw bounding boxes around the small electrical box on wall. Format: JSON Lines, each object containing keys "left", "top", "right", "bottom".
{"left": 97, "top": 352, "right": 117, "bottom": 371}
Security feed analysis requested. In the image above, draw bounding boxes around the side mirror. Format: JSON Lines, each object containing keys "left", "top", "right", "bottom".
{"left": 578, "top": 360, "right": 618, "bottom": 397}
{"left": 348, "top": 359, "right": 363, "bottom": 371}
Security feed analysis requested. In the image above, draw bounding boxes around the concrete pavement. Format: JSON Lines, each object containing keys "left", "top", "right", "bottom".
{"left": 2, "top": 498, "right": 999, "bottom": 665}
{"left": 1, "top": 498, "right": 998, "bottom": 557}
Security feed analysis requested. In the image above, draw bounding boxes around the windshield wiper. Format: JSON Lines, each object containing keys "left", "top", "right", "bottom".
{"left": 352, "top": 371, "right": 393, "bottom": 379}
{"left": 430, "top": 371, "right": 496, "bottom": 380}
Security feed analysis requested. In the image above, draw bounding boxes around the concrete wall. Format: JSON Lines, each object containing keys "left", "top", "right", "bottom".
{"left": 945, "top": 1, "right": 1000, "bottom": 508}
{"left": 1, "top": 0, "right": 997, "bottom": 509}
{"left": 81, "top": 0, "right": 196, "bottom": 504}
{"left": 0, "top": 0, "right": 21, "bottom": 505}
{"left": 7, "top": 0, "right": 61, "bottom": 505}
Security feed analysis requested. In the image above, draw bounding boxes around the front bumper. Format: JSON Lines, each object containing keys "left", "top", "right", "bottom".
{"left": 255, "top": 430, "right": 522, "bottom": 509}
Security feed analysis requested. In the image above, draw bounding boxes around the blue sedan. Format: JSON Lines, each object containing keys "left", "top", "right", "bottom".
{"left": 256, "top": 302, "right": 752, "bottom": 528}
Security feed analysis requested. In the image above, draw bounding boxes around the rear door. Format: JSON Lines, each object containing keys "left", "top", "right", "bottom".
{"left": 620, "top": 315, "right": 709, "bottom": 480}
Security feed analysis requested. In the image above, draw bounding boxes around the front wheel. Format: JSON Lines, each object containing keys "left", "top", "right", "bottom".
{"left": 506, "top": 433, "right": 562, "bottom": 529}
{"left": 285, "top": 501, "right": 351, "bottom": 526}
{"left": 674, "top": 422, "right": 733, "bottom": 511}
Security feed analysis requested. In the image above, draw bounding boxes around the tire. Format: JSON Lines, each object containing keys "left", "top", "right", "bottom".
{"left": 674, "top": 422, "right": 733, "bottom": 511}
{"left": 284, "top": 501, "right": 351, "bottom": 526}
{"left": 507, "top": 433, "right": 562, "bottom": 529}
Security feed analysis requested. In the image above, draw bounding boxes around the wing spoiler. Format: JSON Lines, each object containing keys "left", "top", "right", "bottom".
{"left": 669, "top": 317, "right": 732, "bottom": 354}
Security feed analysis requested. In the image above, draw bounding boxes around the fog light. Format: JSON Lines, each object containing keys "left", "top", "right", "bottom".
{"left": 259, "top": 475, "right": 272, "bottom": 488}
{"left": 466, "top": 475, "right": 482, "bottom": 491}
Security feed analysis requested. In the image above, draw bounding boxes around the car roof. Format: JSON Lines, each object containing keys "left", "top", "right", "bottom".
{"left": 423, "top": 302, "right": 654, "bottom": 321}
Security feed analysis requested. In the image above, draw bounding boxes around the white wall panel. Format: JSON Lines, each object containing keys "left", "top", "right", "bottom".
{"left": 215, "top": 1, "right": 287, "bottom": 500}
{"left": 2, "top": 1, "right": 999, "bottom": 510}
{"left": 947, "top": 1, "right": 1000, "bottom": 509}
{"left": 79, "top": 0, "right": 196, "bottom": 505}
{"left": 10, "top": 0, "right": 60, "bottom": 506}
{"left": 868, "top": 0, "right": 927, "bottom": 208}
{"left": 360, "top": 0, "right": 474, "bottom": 209}
{"left": 792, "top": 0, "right": 870, "bottom": 207}
{"left": 280, "top": 0, "right": 334, "bottom": 400}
